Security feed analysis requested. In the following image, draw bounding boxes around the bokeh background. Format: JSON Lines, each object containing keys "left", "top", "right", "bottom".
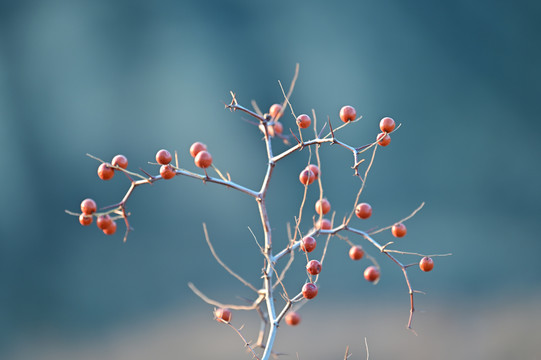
{"left": 1, "top": 0, "right": 540, "bottom": 359}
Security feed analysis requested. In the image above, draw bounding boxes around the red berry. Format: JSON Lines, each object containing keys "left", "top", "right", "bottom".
{"left": 156, "top": 149, "right": 172, "bottom": 165}
{"left": 349, "top": 245, "right": 364, "bottom": 261}
{"left": 315, "top": 198, "right": 331, "bottom": 215}
{"left": 379, "top": 117, "right": 396, "bottom": 133}
{"left": 189, "top": 142, "right": 207, "bottom": 158}
{"left": 302, "top": 283, "right": 318, "bottom": 299}
{"left": 97, "top": 163, "right": 114, "bottom": 180}
{"left": 316, "top": 218, "right": 332, "bottom": 230}
{"left": 419, "top": 257, "right": 434, "bottom": 272}
{"left": 273, "top": 121, "right": 283, "bottom": 136}
{"left": 79, "top": 214, "right": 93, "bottom": 226}
{"left": 80, "top": 198, "right": 97, "bottom": 215}
{"left": 391, "top": 223, "right": 407, "bottom": 238}
{"left": 364, "top": 266, "right": 380, "bottom": 282}
{"left": 355, "top": 203, "right": 372, "bottom": 219}
{"left": 339, "top": 105, "right": 356, "bottom": 123}
{"left": 296, "top": 114, "right": 312, "bottom": 129}
{"left": 160, "top": 164, "right": 176, "bottom": 180}
{"left": 269, "top": 103, "right": 283, "bottom": 119}
{"left": 103, "top": 220, "right": 117, "bottom": 235}
{"left": 215, "top": 308, "right": 232, "bottom": 322}
{"left": 285, "top": 311, "right": 301, "bottom": 326}
{"left": 194, "top": 150, "right": 212, "bottom": 168}
{"left": 111, "top": 155, "right": 128, "bottom": 169}
{"left": 300, "top": 236, "right": 316, "bottom": 253}
{"left": 376, "top": 132, "right": 391, "bottom": 146}
{"left": 299, "top": 169, "right": 316, "bottom": 185}
{"left": 259, "top": 121, "right": 283, "bottom": 137}
{"left": 306, "top": 260, "right": 322, "bottom": 275}
{"left": 96, "top": 214, "right": 112, "bottom": 230}
{"left": 259, "top": 123, "right": 273, "bottom": 137}
{"left": 307, "top": 164, "right": 319, "bottom": 179}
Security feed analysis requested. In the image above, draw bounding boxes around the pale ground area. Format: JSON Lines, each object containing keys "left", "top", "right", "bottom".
{"left": 8, "top": 295, "right": 541, "bottom": 360}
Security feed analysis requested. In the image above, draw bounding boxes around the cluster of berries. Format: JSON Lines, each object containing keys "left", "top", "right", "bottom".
{"left": 78, "top": 198, "right": 117, "bottom": 235}
{"left": 157, "top": 142, "right": 213, "bottom": 180}
{"left": 261, "top": 103, "right": 393, "bottom": 141}
{"left": 339, "top": 105, "right": 395, "bottom": 146}
{"left": 78, "top": 144, "right": 217, "bottom": 234}
{"left": 279, "top": 194, "right": 433, "bottom": 326}
{"left": 97, "top": 154, "right": 128, "bottom": 180}
{"left": 263, "top": 104, "right": 424, "bottom": 327}
{"left": 258, "top": 103, "right": 284, "bottom": 137}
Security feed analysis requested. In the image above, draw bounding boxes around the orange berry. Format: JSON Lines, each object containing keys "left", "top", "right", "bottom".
{"left": 215, "top": 308, "right": 232, "bottom": 322}
{"left": 259, "top": 123, "right": 273, "bottom": 136}
{"left": 349, "top": 245, "right": 364, "bottom": 260}
{"left": 315, "top": 198, "right": 331, "bottom": 215}
{"left": 156, "top": 149, "right": 172, "bottom": 165}
{"left": 194, "top": 150, "right": 212, "bottom": 168}
{"left": 111, "top": 155, "right": 128, "bottom": 169}
{"left": 269, "top": 103, "right": 283, "bottom": 119}
{"left": 379, "top": 117, "right": 396, "bottom": 133}
{"left": 302, "top": 283, "right": 318, "bottom": 299}
{"left": 419, "top": 257, "right": 434, "bottom": 272}
{"left": 273, "top": 121, "right": 283, "bottom": 136}
{"left": 189, "top": 142, "right": 207, "bottom": 158}
{"left": 80, "top": 198, "right": 97, "bottom": 215}
{"left": 299, "top": 169, "right": 316, "bottom": 185}
{"left": 339, "top": 105, "right": 356, "bottom": 123}
{"left": 259, "top": 121, "right": 283, "bottom": 137}
{"left": 364, "top": 266, "right": 380, "bottom": 282}
{"left": 97, "top": 163, "right": 114, "bottom": 180}
{"left": 296, "top": 114, "right": 311, "bottom": 129}
{"left": 316, "top": 218, "right": 332, "bottom": 230}
{"left": 306, "top": 260, "right": 322, "bottom": 275}
{"left": 103, "top": 220, "right": 117, "bottom": 235}
{"left": 96, "top": 214, "right": 112, "bottom": 230}
{"left": 79, "top": 214, "right": 93, "bottom": 226}
{"left": 307, "top": 164, "right": 319, "bottom": 179}
{"left": 160, "top": 164, "right": 176, "bottom": 179}
{"left": 355, "top": 203, "right": 372, "bottom": 219}
{"left": 300, "top": 236, "right": 317, "bottom": 253}
{"left": 376, "top": 132, "right": 391, "bottom": 146}
{"left": 391, "top": 223, "right": 407, "bottom": 238}
{"left": 285, "top": 311, "right": 301, "bottom": 326}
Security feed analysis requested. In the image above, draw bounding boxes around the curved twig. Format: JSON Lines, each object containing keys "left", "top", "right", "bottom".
{"left": 202, "top": 223, "right": 259, "bottom": 293}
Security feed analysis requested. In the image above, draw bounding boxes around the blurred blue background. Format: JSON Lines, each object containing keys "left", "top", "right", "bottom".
{"left": 1, "top": 0, "right": 540, "bottom": 359}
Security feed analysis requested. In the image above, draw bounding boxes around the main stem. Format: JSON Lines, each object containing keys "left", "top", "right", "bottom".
{"left": 259, "top": 129, "right": 278, "bottom": 360}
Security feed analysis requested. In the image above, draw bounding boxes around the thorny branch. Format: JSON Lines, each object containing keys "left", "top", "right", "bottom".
{"left": 69, "top": 65, "right": 448, "bottom": 359}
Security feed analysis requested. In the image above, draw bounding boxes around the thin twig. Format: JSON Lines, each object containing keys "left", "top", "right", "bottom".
{"left": 384, "top": 250, "right": 453, "bottom": 257}
{"left": 251, "top": 100, "right": 264, "bottom": 117}
{"left": 346, "top": 144, "right": 378, "bottom": 225}
{"left": 322, "top": 116, "right": 362, "bottom": 139}
{"left": 211, "top": 163, "right": 229, "bottom": 182}
{"left": 225, "top": 322, "right": 261, "bottom": 360}
{"left": 188, "top": 282, "right": 261, "bottom": 311}
{"left": 247, "top": 226, "right": 264, "bottom": 253}
{"left": 275, "top": 249, "right": 295, "bottom": 289}
{"left": 292, "top": 166, "right": 311, "bottom": 244}
{"left": 368, "top": 202, "right": 425, "bottom": 236}
{"left": 202, "top": 223, "right": 259, "bottom": 293}
{"left": 364, "top": 337, "right": 370, "bottom": 360}
{"left": 344, "top": 345, "right": 351, "bottom": 360}
{"left": 319, "top": 213, "right": 335, "bottom": 267}
{"left": 277, "top": 63, "right": 300, "bottom": 120}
